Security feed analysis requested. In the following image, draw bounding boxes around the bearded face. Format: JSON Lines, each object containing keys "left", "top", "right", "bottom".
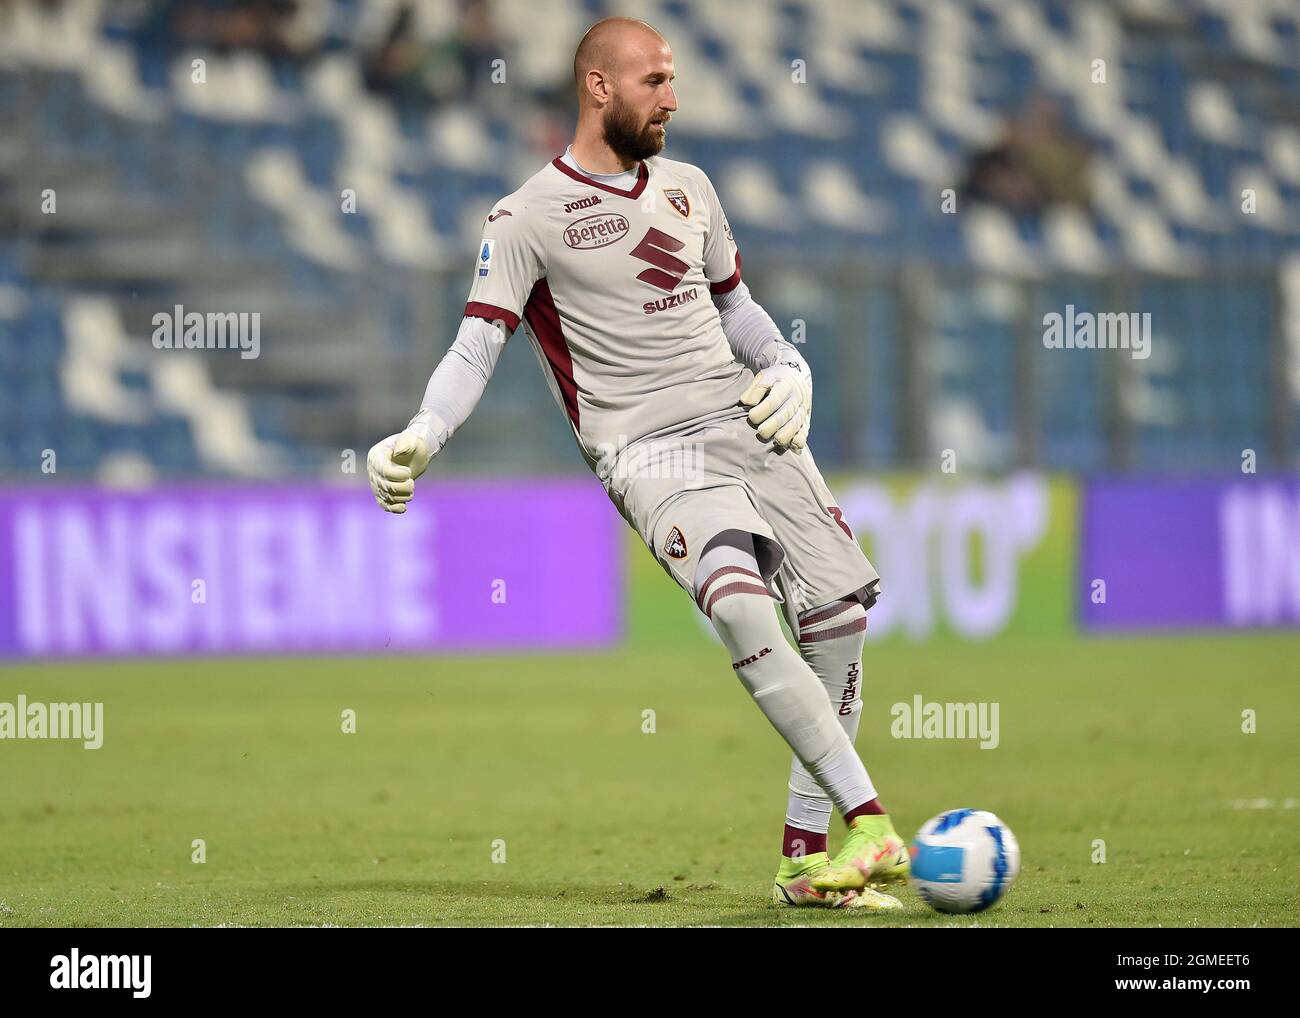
{"left": 602, "top": 89, "right": 669, "bottom": 163}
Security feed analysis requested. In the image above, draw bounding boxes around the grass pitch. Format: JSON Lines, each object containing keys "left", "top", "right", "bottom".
{"left": 1, "top": 630, "right": 1296, "bottom": 927}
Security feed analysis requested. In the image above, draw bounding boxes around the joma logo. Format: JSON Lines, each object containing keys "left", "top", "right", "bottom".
{"left": 732, "top": 647, "right": 773, "bottom": 670}
{"left": 563, "top": 195, "right": 603, "bottom": 213}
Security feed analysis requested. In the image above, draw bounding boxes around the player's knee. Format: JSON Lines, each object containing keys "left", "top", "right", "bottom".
{"left": 707, "top": 590, "right": 781, "bottom": 650}
{"left": 708, "top": 589, "right": 765, "bottom": 635}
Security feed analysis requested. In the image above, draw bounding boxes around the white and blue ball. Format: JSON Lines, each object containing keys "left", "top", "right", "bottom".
{"left": 911, "top": 809, "right": 1020, "bottom": 914}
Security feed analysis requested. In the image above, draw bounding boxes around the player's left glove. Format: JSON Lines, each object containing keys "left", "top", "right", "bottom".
{"left": 740, "top": 357, "right": 812, "bottom": 451}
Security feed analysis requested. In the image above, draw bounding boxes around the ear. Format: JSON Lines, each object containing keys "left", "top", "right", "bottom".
{"left": 585, "top": 68, "right": 612, "bottom": 106}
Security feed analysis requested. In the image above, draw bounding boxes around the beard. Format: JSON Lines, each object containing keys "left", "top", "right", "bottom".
{"left": 602, "top": 92, "right": 666, "bottom": 163}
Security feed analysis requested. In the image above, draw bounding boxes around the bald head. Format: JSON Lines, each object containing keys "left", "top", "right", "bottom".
{"left": 574, "top": 17, "right": 668, "bottom": 101}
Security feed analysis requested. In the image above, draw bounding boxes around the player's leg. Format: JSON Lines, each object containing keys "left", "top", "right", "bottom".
{"left": 740, "top": 433, "right": 908, "bottom": 893}
{"left": 617, "top": 463, "right": 898, "bottom": 908}
{"left": 791, "top": 598, "right": 910, "bottom": 891}
{"left": 696, "top": 532, "right": 876, "bottom": 824}
{"left": 782, "top": 598, "right": 870, "bottom": 856}
{"left": 694, "top": 531, "right": 901, "bottom": 911}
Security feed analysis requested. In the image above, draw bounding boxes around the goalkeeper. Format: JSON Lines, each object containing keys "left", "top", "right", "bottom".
{"left": 366, "top": 16, "right": 908, "bottom": 910}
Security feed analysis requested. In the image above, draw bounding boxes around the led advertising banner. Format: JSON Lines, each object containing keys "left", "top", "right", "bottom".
{"left": 0, "top": 482, "right": 623, "bottom": 657}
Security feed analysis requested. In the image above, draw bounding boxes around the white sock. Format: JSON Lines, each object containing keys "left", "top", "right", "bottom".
{"left": 785, "top": 598, "right": 871, "bottom": 833}
{"left": 695, "top": 534, "right": 876, "bottom": 817}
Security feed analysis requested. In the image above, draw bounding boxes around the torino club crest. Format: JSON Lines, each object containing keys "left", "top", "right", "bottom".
{"left": 662, "top": 188, "right": 690, "bottom": 218}
{"left": 664, "top": 525, "right": 688, "bottom": 559}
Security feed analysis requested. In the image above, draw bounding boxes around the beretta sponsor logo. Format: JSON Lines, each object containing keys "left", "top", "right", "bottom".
{"left": 564, "top": 212, "right": 630, "bottom": 250}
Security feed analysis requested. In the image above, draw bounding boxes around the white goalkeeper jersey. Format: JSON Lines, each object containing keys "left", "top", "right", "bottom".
{"left": 464, "top": 153, "right": 752, "bottom": 474}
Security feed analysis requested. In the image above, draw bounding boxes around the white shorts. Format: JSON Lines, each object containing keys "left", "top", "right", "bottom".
{"left": 603, "top": 414, "right": 880, "bottom": 629}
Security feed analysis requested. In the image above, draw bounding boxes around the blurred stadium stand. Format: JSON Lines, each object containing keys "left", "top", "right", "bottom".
{"left": 0, "top": 0, "right": 1297, "bottom": 481}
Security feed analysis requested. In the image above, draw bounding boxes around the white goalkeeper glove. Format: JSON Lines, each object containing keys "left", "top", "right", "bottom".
{"left": 366, "top": 409, "right": 448, "bottom": 514}
{"left": 740, "top": 356, "right": 812, "bottom": 451}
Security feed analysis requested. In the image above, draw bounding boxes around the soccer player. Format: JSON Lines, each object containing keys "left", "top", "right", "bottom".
{"left": 366, "top": 17, "right": 908, "bottom": 909}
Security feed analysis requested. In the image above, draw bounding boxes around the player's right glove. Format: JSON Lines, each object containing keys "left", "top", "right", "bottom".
{"left": 366, "top": 409, "right": 448, "bottom": 514}
{"left": 740, "top": 356, "right": 812, "bottom": 451}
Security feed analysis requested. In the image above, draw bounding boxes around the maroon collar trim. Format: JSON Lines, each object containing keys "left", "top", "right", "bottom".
{"left": 551, "top": 157, "right": 649, "bottom": 199}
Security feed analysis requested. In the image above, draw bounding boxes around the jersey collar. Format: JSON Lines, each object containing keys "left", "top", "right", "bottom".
{"left": 551, "top": 156, "right": 649, "bottom": 199}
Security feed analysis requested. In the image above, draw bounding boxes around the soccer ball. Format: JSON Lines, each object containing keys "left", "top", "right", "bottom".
{"left": 911, "top": 809, "right": 1020, "bottom": 914}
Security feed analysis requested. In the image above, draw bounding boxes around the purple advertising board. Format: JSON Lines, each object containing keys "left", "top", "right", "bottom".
{"left": 1080, "top": 477, "right": 1300, "bottom": 631}
{"left": 0, "top": 481, "right": 624, "bottom": 657}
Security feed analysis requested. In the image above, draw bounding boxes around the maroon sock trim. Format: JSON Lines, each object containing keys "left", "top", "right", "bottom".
{"left": 695, "top": 565, "right": 764, "bottom": 612}
{"left": 844, "top": 798, "right": 886, "bottom": 823}
{"left": 798, "top": 616, "right": 868, "bottom": 644}
{"left": 702, "top": 582, "right": 770, "bottom": 619}
{"left": 796, "top": 598, "right": 857, "bottom": 628}
{"left": 782, "top": 824, "right": 828, "bottom": 858}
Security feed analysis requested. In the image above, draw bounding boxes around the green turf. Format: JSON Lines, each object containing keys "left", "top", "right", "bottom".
{"left": 1, "top": 631, "right": 1297, "bottom": 927}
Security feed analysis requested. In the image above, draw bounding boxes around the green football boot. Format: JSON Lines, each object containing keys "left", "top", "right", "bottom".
{"left": 773, "top": 850, "right": 903, "bottom": 910}
{"left": 810, "top": 814, "right": 910, "bottom": 893}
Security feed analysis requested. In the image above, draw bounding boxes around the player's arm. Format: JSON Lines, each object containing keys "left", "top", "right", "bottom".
{"left": 367, "top": 199, "right": 541, "bottom": 513}
{"left": 701, "top": 174, "right": 812, "bottom": 451}
{"left": 366, "top": 316, "right": 508, "bottom": 514}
